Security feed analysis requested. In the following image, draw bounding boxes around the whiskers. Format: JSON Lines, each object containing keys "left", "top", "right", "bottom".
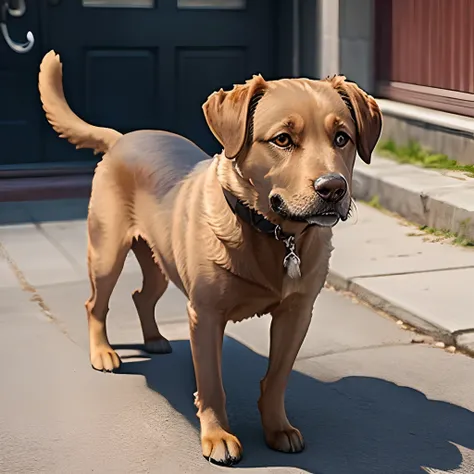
{"left": 345, "top": 198, "right": 359, "bottom": 225}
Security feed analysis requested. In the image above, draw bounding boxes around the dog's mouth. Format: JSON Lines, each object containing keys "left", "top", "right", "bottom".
{"left": 305, "top": 212, "right": 342, "bottom": 227}
{"left": 269, "top": 193, "right": 350, "bottom": 228}
{"left": 277, "top": 210, "right": 345, "bottom": 228}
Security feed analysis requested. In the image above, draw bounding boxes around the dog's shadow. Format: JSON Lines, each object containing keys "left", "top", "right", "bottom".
{"left": 116, "top": 337, "right": 474, "bottom": 474}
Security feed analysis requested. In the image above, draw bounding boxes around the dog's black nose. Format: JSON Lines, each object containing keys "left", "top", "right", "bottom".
{"left": 314, "top": 174, "right": 347, "bottom": 203}
{"left": 270, "top": 193, "right": 284, "bottom": 212}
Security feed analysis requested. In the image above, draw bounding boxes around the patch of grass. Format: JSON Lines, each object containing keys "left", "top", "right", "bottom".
{"left": 454, "top": 235, "right": 474, "bottom": 247}
{"left": 361, "top": 195, "right": 474, "bottom": 247}
{"left": 417, "top": 221, "right": 474, "bottom": 247}
{"left": 366, "top": 195, "right": 383, "bottom": 210}
{"left": 363, "top": 195, "right": 395, "bottom": 217}
{"left": 377, "top": 139, "right": 474, "bottom": 177}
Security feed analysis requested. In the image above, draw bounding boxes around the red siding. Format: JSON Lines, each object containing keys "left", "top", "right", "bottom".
{"left": 375, "top": 0, "right": 474, "bottom": 116}
{"left": 376, "top": 0, "right": 474, "bottom": 92}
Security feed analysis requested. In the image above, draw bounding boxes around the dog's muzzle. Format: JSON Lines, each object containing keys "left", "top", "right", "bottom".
{"left": 270, "top": 173, "right": 350, "bottom": 228}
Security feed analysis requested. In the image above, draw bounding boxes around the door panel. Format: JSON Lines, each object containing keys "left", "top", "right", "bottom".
{"left": 176, "top": 48, "right": 247, "bottom": 151}
{"left": 0, "top": 0, "right": 41, "bottom": 166}
{"left": 42, "top": 0, "right": 276, "bottom": 161}
{"left": 83, "top": 0, "right": 154, "bottom": 6}
{"left": 177, "top": 0, "right": 245, "bottom": 8}
{"left": 85, "top": 49, "right": 158, "bottom": 131}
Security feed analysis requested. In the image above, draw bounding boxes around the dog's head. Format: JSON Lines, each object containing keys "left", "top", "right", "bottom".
{"left": 202, "top": 74, "right": 382, "bottom": 228}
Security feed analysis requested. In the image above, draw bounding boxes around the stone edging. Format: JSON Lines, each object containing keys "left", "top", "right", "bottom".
{"left": 352, "top": 156, "right": 474, "bottom": 240}
{"left": 327, "top": 269, "right": 474, "bottom": 357}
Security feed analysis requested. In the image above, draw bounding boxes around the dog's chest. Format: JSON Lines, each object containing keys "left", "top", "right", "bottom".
{"left": 223, "top": 228, "right": 332, "bottom": 321}
{"left": 281, "top": 274, "right": 301, "bottom": 300}
{"left": 226, "top": 270, "right": 304, "bottom": 322}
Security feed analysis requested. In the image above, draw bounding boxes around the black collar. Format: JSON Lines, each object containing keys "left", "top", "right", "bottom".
{"left": 222, "top": 188, "right": 291, "bottom": 241}
{"left": 222, "top": 187, "right": 303, "bottom": 278}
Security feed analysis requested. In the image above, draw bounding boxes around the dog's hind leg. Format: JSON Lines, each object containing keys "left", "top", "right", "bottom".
{"left": 131, "top": 236, "right": 172, "bottom": 354}
{"left": 85, "top": 239, "right": 128, "bottom": 372}
{"left": 85, "top": 189, "right": 131, "bottom": 372}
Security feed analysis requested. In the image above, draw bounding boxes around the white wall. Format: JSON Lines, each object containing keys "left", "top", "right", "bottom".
{"left": 314, "top": 0, "right": 374, "bottom": 93}
{"left": 338, "top": 0, "right": 375, "bottom": 93}
{"left": 317, "top": 0, "right": 340, "bottom": 79}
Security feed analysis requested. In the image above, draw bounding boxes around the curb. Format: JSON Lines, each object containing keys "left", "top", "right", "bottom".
{"left": 352, "top": 156, "right": 474, "bottom": 241}
{"left": 326, "top": 269, "right": 474, "bottom": 357}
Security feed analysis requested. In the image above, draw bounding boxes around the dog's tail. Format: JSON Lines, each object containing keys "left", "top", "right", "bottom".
{"left": 38, "top": 50, "right": 122, "bottom": 155}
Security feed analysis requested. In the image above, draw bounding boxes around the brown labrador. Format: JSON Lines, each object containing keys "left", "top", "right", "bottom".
{"left": 38, "top": 50, "right": 382, "bottom": 466}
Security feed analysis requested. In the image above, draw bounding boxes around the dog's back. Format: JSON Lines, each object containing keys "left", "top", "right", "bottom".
{"left": 110, "top": 129, "right": 211, "bottom": 200}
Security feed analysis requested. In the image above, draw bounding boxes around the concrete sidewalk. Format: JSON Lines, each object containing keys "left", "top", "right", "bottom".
{"left": 328, "top": 203, "right": 474, "bottom": 353}
{"left": 2, "top": 199, "right": 474, "bottom": 474}
{"left": 0, "top": 197, "right": 473, "bottom": 355}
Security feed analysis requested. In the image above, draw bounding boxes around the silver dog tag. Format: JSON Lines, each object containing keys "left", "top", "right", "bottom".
{"left": 282, "top": 236, "right": 301, "bottom": 279}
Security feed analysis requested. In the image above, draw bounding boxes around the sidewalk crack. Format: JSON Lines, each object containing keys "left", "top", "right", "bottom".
{"left": 349, "top": 265, "right": 474, "bottom": 280}
{"left": 0, "top": 241, "right": 75, "bottom": 343}
{"left": 453, "top": 328, "right": 474, "bottom": 336}
{"left": 297, "top": 342, "right": 415, "bottom": 361}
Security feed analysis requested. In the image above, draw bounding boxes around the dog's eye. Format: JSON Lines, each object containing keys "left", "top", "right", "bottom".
{"left": 334, "top": 132, "right": 350, "bottom": 147}
{"left": 334, "top": 131, "right": 350, "bottom": 148}
{"left": 271, "top": 133, "right": 293, "bottom": 148}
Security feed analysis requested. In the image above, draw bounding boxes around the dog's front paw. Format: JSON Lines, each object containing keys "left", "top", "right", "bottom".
{"left": 265, "top": 425, "right": 305, "bottom": 453}
{"left": 202, "top": 429, "right": 243, "bottom": 466}
{"left": 90, "top": 345, "right": 121, "bottom": 372}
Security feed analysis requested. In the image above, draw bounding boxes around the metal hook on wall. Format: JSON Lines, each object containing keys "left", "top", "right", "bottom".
{"left": 0, "top": 0, "right": 35, "bottom": 54}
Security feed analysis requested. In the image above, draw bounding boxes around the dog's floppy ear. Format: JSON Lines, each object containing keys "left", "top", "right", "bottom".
{"left": 202, "top": 74, "right": 267, "bottom": 160}
{"left": 326, "top": 75, "right": 382, "bottom": 164}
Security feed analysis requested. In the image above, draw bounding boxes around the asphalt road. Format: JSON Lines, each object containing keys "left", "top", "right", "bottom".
{"left": 1, "top": 267, "right": 474, "bottom": 474}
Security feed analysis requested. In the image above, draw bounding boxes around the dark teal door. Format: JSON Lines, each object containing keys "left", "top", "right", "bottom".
{"left": 42, "top": 0, "right": 277, "bottom": 162}
{"left": 0, "top": 0, "right": 42, "bottom": 166}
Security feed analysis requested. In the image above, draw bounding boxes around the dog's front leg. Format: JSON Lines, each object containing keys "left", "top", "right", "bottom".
{"left": 187, "top": 302, "right": 243, "bottom": 466}
{"left": 258, "top": 295, "right": 314, "bottom": 453}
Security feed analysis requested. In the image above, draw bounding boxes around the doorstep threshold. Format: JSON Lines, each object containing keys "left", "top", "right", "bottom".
{"left": 0, "top": 161, "right": 96, "bottom": 179}
{"left": 0, "top": 175, "right": 93, "bottom": 202}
